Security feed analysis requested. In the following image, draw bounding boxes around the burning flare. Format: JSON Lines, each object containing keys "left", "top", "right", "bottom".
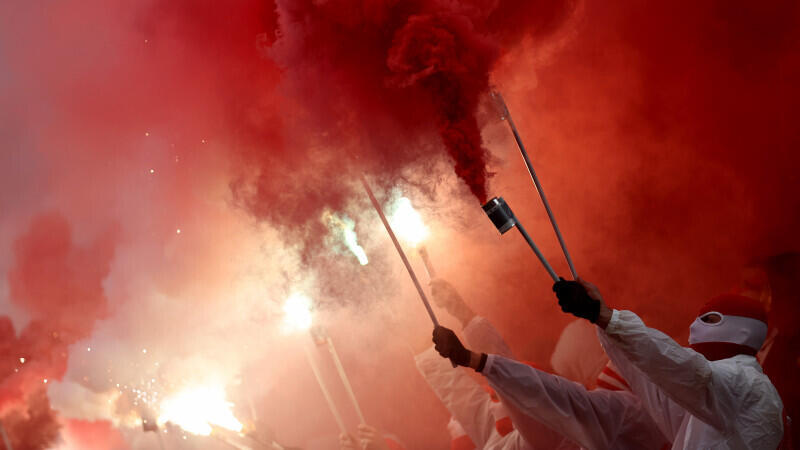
{"left": 323, "top": 212, "right": 369, "bottom": 265}
{"left": 387, "top": 197, "right": 429, "bottom": 247}
{"left": 283, "top": 293, "right": 314, "bottom": 332}
{"left": 157, "top": 385, "right": 243, "bottom": 436}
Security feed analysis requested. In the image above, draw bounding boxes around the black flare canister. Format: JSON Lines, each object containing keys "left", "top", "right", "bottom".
{"left": 482, "top": 197, "right": 517, "bottom": 234}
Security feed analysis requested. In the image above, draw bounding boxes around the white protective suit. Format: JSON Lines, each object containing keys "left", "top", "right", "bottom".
{"left": 416, "top": 316, "right": 571, "bottom": 449}
{"left": 598, "top": 309, "right": 784, "bottom": 449}
{"left": 550, "top": 319, "right": 609, "bottom": 388}
{"left": 482, "top": 354, "right": 669, "bottom": 449}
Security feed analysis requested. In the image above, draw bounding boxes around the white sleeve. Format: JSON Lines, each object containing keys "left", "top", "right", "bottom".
{"left": 596, "top": 328, "right": 687, "bottom": 439}
{"left": 461, "top": 317, "right": 574, "bottom": 450}
{"left": 482, "top": 355, "right": 650, "bottom": 450}
{"left": 601, "top": 309, "right": 732, "bottom": 431}
{"left": 415, "top": 346, "right": 496, "bottom": 447}
{"left": 462, "top": 316, "right": 514, "bottom": 358}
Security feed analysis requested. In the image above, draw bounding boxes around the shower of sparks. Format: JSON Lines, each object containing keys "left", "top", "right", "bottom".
{"left": 157, "top": 385, "right": 243, "bottom": 436}
{"left": 323, "top": 212, "right": 369, "bottom": 265}
{"left": 282, "top": 293, "right": 313, "bottom": 332}
{"left": 387, "top": 196, "right": 429, "bottom": 247}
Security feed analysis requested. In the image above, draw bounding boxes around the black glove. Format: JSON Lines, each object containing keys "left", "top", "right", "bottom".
{"left": 432, "top": 326, "right": 471, "bottom": 367}
{"left": 552, "top": 277, "right": 601, "bottom": 323}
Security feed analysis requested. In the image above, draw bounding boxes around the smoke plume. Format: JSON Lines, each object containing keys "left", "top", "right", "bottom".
{"left": 0, "top": 0, "right": 799, "bottom": 448}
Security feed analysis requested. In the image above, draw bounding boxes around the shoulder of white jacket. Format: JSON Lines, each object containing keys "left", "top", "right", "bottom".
{"left": 712, "top": 354, "right": 763, "bottom": 374}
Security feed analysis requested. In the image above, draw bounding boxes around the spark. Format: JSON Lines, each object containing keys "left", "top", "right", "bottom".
{"left": 387, "top": 196, "right": 429, "bottom": 247}
{"left": 149, "top": 169, "right": 155, "bottom": 174}
{"left": 282, "top": 293, "right": 313, "bottom": 332}
{"left": 19, "top": 357, "right": 25, "bottom": 364}
{"left": 176, "top": 228, "right": 181, "bottom": 234}
{"left": 157, "top": 385, "right": 243, "bottom": 436}
{"left": 43, "top": 379, "right": 48, "bottom": 384}
{"left": 87, "top": 347, "right": 91, "bottom": 352}
{"left": 142, "top": 348, "right": 147, "bottom": 354}
{"left": 145, "top": 132, "right": 150, "bottom": 137}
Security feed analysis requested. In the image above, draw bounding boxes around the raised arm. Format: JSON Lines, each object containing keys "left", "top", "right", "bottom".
{"left": 482, "top": 355, "right": 657, "bottom": 450}
{"left": 415, "top": 346, "right": 497, "bottom": 447}
{"left": 554, "top": 278, "right": 729, "bottom": 431}
{"left": 600, "top": 309, "right": 727, "bottom": 429}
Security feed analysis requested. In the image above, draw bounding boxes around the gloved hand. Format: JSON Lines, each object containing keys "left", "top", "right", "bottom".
{"left": 553, "top": 277, "right": 601, "bottom": 323}
{"left": 432, "top": 326, "right": 472, "bottom": 367}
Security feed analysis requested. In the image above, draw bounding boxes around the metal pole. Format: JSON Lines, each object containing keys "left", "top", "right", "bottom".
{"left": 156, "top": 430, "right": 166, "bottom": 450}
{"left": 304, "top": 345, "right": 347, "bottom": 434}
{"left": 360, "top": 175, "right": 440, "bottom": 327}
{"left": 326, "top": 337, "right": 366, "bottom": 424}
{"left": 0, "top": 421, "right": 13, "bottom": 450}
{"left": 516, "top": 222, "right": 559, "bottom": 281}
{"left": 492, "top": 91, "right": 578, "bottom": 279}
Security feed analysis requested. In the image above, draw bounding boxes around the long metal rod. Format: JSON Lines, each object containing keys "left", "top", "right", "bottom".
{"left": 0, "top": 421, "right": 13, "bottom": 450}
{"left": 516, "top": 222, "right": 559, "bottom": 281}
{"left": 326, "top": 337, "right": 366, "bottom": 424}
{"left": 493, "top": 91, "right": 578, "bottom": 279}
{"left": 156, "top": 430, "right": 166, "bottom": 450}
{"left": 360, "top": 175, "right": 439, "bottom": 327}
{"left": 304, "top": 345, "right": 347, "bottom": 433}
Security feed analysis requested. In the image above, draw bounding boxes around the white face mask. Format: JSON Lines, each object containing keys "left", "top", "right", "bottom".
{"left": 688, "top": 311, "right": 768, "bottom": 351}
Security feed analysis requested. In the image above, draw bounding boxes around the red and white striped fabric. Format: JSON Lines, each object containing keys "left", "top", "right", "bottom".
{"left": 484, "top": 385, "right": 514, "bottom": 437}
{"left": 595, "top": 362, "right": 630, "bottom": 392}
{"left": 447, "top": 416, "right": 476, "bottom": 450}
{"left": 383, "top": 433, "right": 406, "bottom": 450}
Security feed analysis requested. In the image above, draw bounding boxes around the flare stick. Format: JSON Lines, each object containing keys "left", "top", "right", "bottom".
{"left": 325, "top": 337, "right": 366, "bottom": 424}
{"left": 304, "top": 345, "right": 347, "bottom": 434}
{"left": 492, "top": 91, "right": 578, "bottom": 279}
{"left": 360, "top": 175, "right": 440, "bottom": 327}
{"left": 418, "top": 246, "right": 436, "bottom": 279}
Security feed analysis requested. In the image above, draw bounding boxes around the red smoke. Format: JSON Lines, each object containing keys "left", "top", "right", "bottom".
{"left": 387, "top": 11, "right": 497, "bottom": 203}
{"left": 59, "top": 419, "right": 129, "bottom": 450}
{"left": 0, "top": 214, "right": 115, "bottom": 446}
{"left": 236, "top": 0, "right": 574, "bottom": 238}
{"left": 0, "top": 390, "right": 60, "bottom": 450}
{"left": 1, "top": 0, "right": 800, "bottom": 448}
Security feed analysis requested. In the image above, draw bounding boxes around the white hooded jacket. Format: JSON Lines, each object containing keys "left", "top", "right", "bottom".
{"left": 598, "top": 309, "right": 784, "bottom": 449}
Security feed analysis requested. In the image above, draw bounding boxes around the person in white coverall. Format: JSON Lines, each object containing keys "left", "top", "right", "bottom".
{"left": 427, "top": 280, "right": 669, "bottom": 449}
{"left": 548, "top": 278, "right": 783, "bottom": 449}
{"left": 418, "top": 279, "right": 568, "bottom": 449}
